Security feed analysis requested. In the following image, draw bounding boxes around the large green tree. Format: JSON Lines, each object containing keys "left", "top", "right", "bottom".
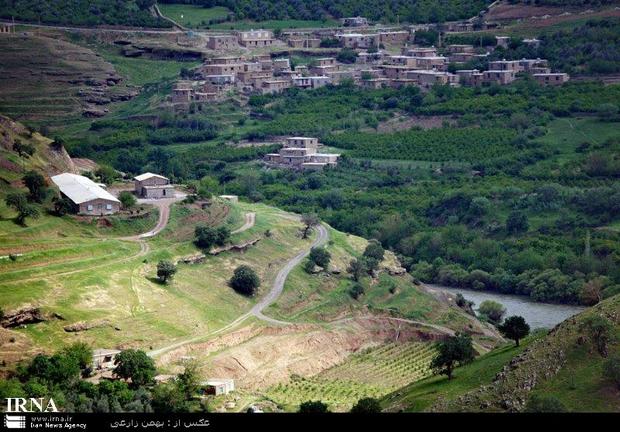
{"left": 114, "top": 349, "right": 156, "bottom": 387}
{"left": 430, "top": 332, "right": 476, "bottom": 380}
{"left": 498, "top": 316, "right": 530, "bottom": 346}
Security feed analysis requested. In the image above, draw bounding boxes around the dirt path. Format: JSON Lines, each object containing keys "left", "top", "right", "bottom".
{"left": 231, "top": 212, "right": 256, "bottom": 234}
{"left": 148, "top": 223, "right": 329, "bottom": 357}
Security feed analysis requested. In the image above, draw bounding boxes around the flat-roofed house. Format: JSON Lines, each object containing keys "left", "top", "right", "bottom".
{"left": 237, "top": 29, "right": 275, "bottom": 47}
{"left": 92, "top": 349, "right": 121, "bottom": 370}
{"left": 201, "top": 379, "right": 235, "bottom": 396}
{"left": 51, "top": 173, "right": 121, "bottom": 215}
{"left": 533, "top": 73, "right": 570, "bottom": 86}
{"left": 261, "top": 79, "right": 290, "bottom": 94}
{"left": 406, "top": 70, "right": 459, "bottom": 89}
{"left": 378, "top": 31, "right": 409, "bottom": 45}
{"left": 483, "top": 69, "right": 517, "bottom": 85}
{"left": 337, "top": 33, "right": 378, "bottom": 49}
{"left": 456, "top": 69, "right": 484, "bottom": 86}
{"left": 292, "top": 76, "right": 331, "bottom": 89}
{"left": 134, "top": 173, "right": 175, "bottom": 199}
{"left": 341, "top": 17, "right": 368, "bottom": 27}
{"left": 207, "top": 35, "right": 237, "bottom": 50}
{"left": 403, "top": 47, "right": 437, "bottom": 57}
{"left": 264, "top": 136, "right": 339, "bottom": 170}
{"left": 488, "top": 59, "right": 522, "bottom": 72}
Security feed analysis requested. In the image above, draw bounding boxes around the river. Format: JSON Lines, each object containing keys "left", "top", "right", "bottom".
{"left": 427, "top": 285, "right": 587, "bottom": 329}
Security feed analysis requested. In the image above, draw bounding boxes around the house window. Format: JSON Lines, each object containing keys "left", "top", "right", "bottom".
{"left": 87, "top": 205, "right": 93, "bottom": 211}
{"left": 106, "top": 204, "right": 112, "bottom": 210}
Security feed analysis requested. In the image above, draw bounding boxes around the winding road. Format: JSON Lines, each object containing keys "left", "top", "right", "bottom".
{"left": 148, "top": 223, "right": 329, "bottom": 357}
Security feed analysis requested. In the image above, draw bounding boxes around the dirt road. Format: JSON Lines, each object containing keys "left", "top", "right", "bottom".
{"left": 231, "top": 212, "right": 256, "bottom": 234}
{"left": 148, "top": 223, "right": 329, "bottom": 357}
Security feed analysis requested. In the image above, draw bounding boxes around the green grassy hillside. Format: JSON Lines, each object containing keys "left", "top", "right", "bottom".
{"left": 383, "top": 294, "right": 620, "bottom": 412}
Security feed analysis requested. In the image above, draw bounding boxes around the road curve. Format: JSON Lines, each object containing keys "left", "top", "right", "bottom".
{"left": 148, "top": 223, "right": 329, "bottom": 357}
{"left": 231, "top": 212, "right": 256, "bottom": 235}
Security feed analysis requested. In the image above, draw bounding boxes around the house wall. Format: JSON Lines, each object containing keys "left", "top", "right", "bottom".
{"left": 78, "top": 198, "right": 120, "bottom": 216}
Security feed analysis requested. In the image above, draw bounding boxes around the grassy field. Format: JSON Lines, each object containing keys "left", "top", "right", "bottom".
{"left": 210, "top": 18, "right": 339, "bottom": 30}
{"left": 158, "top": 4, "right": 231, "bottom": 28}
{"left": 381, "top": 337, "right": 537, "bottom": 412}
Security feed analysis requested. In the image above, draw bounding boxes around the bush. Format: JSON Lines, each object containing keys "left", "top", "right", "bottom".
{"left": 157, "top": 260, "right": 177, "bottom": 283}
{"left": 477, "top": 300, "right": 506, "bottom": 325}
{"left": 349, "top": 283, "right": 365, "bottom": 300}
{"left": 118, "top": 191, "right": 137, "bottom": 209}
{"left": 525, "top": 395, "right": 567, "bottom": 413}
{"left": 230, "top": 265, "right": 260, "bottom": 296}
{"left": 298, "top": 400, "right": 329, "bottom": 413}
{"left": 603, "top": 355, "right": 620, "bottom": 390}
{"left": 309, "top": 247, "right": 331, "bottom": 269}
{"left": 194, "top": 226, "right": 230, "bottom": 250}
{"left": 351, "top": 397, "right": 381, "bottom": 413}
{"left": 114, "top": 350, "right": 156, "bottom": 388}
{"left": 363, "top": 240, "right": 385, "bottom": 261}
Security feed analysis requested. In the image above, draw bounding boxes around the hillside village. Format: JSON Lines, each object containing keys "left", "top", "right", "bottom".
{"left": 168, "top": 21, "right": 568, "bottom": 106}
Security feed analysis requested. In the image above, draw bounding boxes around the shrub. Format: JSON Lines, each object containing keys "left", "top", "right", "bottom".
{"left": 351, "top": 397, "right": 381, "bottom": 413}
{"left": 298, "top": 400, "right": 329, "bottom": 413}
{"left": 309, "top": 247, "right": 331, "bottom": 269}
{"left": 118, "top": 191, "right": 137, "bottom": 209}
{"left": 349, "top": 283, "right": 365, "bottom": 300}
{"left": 525, "top": 395, "right": 567, "bottom": 413}
{"left": 230, "top": 265, "right": 260, "bottom": 296}
{"left": 603, "top": 355, "right": 620, "bottom": 390}
{"left": 157, "top": 260, "right": 177, "bottom": 284}
{"left": 477, "top": 300, "right": 506, "bottom": 325}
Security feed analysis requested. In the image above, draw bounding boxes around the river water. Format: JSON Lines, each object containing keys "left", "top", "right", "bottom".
{"left": 428, "top": 285, "right": 587, "bottom": 329}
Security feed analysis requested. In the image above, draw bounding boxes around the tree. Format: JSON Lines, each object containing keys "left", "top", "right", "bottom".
{"left": 351, "top": 397, "right": 381, "bottom": 413}
{"left": 5, "top": 192, "right": 40, "bottom": 225}
{"left": 298, "top": 400, "right": 329, "bottom": 413}
{"left": 347, "top": 258, "right": 366, "bottom": 282}
{"left": 300, "top": 213, "right": 319, "bottom": 239}
{"left": 151, "top": 382, "right": 188, "bottom": 413}
{"left": 603, "top": 355, "right": 620, "bottom": 390}
{"left": 95, "top": 165, "right": 118, "bottom": 185}
{"left": 525, "top": 395, "right": 567, "bottom": 413}
{"left": 23, "top": 171, "right": 47, "bottom": 203}
{"left": 230, "top": 265, "right": 260, "bottom": 296}
{"left": 506, "top": 211, "right": 529, "bottom": 234}
{"left": 13, "top": 139, "right": 35, "bottom": 158}
{"left": 118, "top": 191, "right": 137, "bottom": 209}
{"left": 176, "top": 361, "right": 200, "bottom": 399}
{"left": 309, "top": 247, "right": 331, "bottom": 269}
{"left": 114, "top": 349, "right": 156, "bottom": 387}
{"left": 62, "top": 342, "right": 93, "bottom": 369}
{"left": 581, "top": 315, "right": 613, "bottom": 356}
{"left": 363, "top": 240, "right": 384, "bottom": 261}
{"left": 336, "top": 48, "right": 358, "bottom": 64}
{"left": 52, "top": 195, "right": 73, "bottom": 216}
{"left": 194, "top": 225, "right": 230, "bottom": 250}
{"left": 157, "top": 260, "right": 177, "bottom": 284}
{"left": 430, "top": 332, "right": 476, "bottom": 380}
{"left": 349, "top": 283, "right": 365, "bottom": 300}
{"left": 477, "top": 300, "right": 506, "bottom": 325}
{"left": 498, "top": 316, "right": 530, "bottom": 346}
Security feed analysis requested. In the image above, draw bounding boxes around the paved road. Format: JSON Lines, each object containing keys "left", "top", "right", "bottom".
{"left": 231, "top": 212, "right": 256, "bottom": 235}
{"left": 148, "top": 223, "right": 329, "bottom": 357}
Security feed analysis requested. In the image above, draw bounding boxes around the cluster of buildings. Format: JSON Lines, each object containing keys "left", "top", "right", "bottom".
{"left": 170, "top": 18, "right": 568, "bottom": 105}
{"left": 264, "top": 137, "right": 340, "bottom": 171}
{"left": 51, "top": 172, "right": 174, "bottom": 216}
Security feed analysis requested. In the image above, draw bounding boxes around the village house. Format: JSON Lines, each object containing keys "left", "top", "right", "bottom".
{"left": 337, "top": 33, "right": 378, "bottom": 49}
{"left": 413, "top": 56, "right": 448, "bottom": 71}
{"left": 381, "top": 65, "right": 411, "bottom": 80}
{"left": 456, "top": 69, "right": 484, "bottom": 86}
{"left": 292, "top": 75, "right": 331, "bottom": 89}
{"left": 264, "top": 137, "right": 340, "bottom": 170}
{"left": 523, "top": 38, "right": 541, "bottom": 49}
{"left": 403, "top": 47, "right": 438, "bottom": 57}
{"left": 533, "top": 73, "right": 570, "bottom": 86}
{"left": 0, "top": 23, "right": 15, "bottom": 34}
{"left": 341, "top": 16, "right": 368, "bottom": 27}
{"left": 360, "top": 77, "right": 390, "bottom": 89}
{"left": 495, "top": 36, "right": 511, "bottom": 49}
{"left": 201, "top": 379, "right": 235, "bottom": 396}
{"left": 92, "top": 349, "right": 121, "bottom": 371}
{"left": 388, "top": 55, "right": 418, "bottom": 68}
{"left": 407, "top": 70, "right": 459, "bottom": 89}
{"left": 272, "top": 58, "right": 291, "bottom": 73}
{"left": 237, "top": 29, "right": 275, "bottom": 47}
{"left": 488, "top": 59, "right": 522, "bottom": 72}
{"left": 51, "top": 173, "right": 120, "bottom": 216}
{"left": 483, "top": 69, "right": 517, "bottom": 85}
{"left": 288, "top": 37, "right": 321, "bottom": 48}
{"left": 134, "top": 173, "right": 175, "bottom": 199}
{"left": 446, "top": 44, "right": 475, "bottom": 54}
{"left": 378, "top": 31, "right": 410, "bottom": 45}
{"left": 207, "top": 35, "right": 237, "bottom": 50}
{"left": 261, "top": 79, "right": 291, "bottom": 94}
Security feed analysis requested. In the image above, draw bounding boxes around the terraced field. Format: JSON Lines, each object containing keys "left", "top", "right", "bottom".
{"left": 264, "top": 342, "right": 435, "bottom": 411}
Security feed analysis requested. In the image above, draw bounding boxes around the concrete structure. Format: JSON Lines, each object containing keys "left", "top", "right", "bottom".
{"left": 483, "top": 69, "right": 517, "bottom": 85}
{"left": 488, "top": 59, "right": 522, "bottom": 72}
{"left": 523, "top": 38, "right": 541, "bottom": 49}
{"left": 201, "top": 379, "right": 235, "bottom": 396}
{"left": 264, "top": 136, "right": 340, "bottom": 170}
{"left": 341, "top": 17, "right": 368, "bottom": 27}
{"left": 134, "top": 173, "right": 174, "bottom": 199}
{"left": 92, "top": 349, "right": 121, "bottom": 370}
{"left": 237, "top": 30, "right": 275, "bottom": 47}
{"left": 407, "top": 70, "right": 459, "bottom": 89}
{"left": 0, "top": 23, "right": 15, "bottom": 34}
{"left": 338, "top": 33, "right": 378, "bottom": 49}
{"left": 292, "top": 76, "right": 331, "bottom": 89}
{"left": 403, "top": 47, "right": 437, "bottom": 57}
{"left": 496, "top": 36, "right": 510, "bottom": 49}
{"left": 288, "top": 37, "right": 321, "bottom": 48}
{"left": 378, "top": 31, "right": 409, "bottom": 45}
{"left": 51, "top": 173, "right": 120, "bottom": 216}
{"left": 207, "top": 35, "right": 237, "bottom": 50}
{"left": 533, "top": 73, "right": 570, "bottom": 86}
{"left": 261, "top": 79, "right": 290, "bottom": 94}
